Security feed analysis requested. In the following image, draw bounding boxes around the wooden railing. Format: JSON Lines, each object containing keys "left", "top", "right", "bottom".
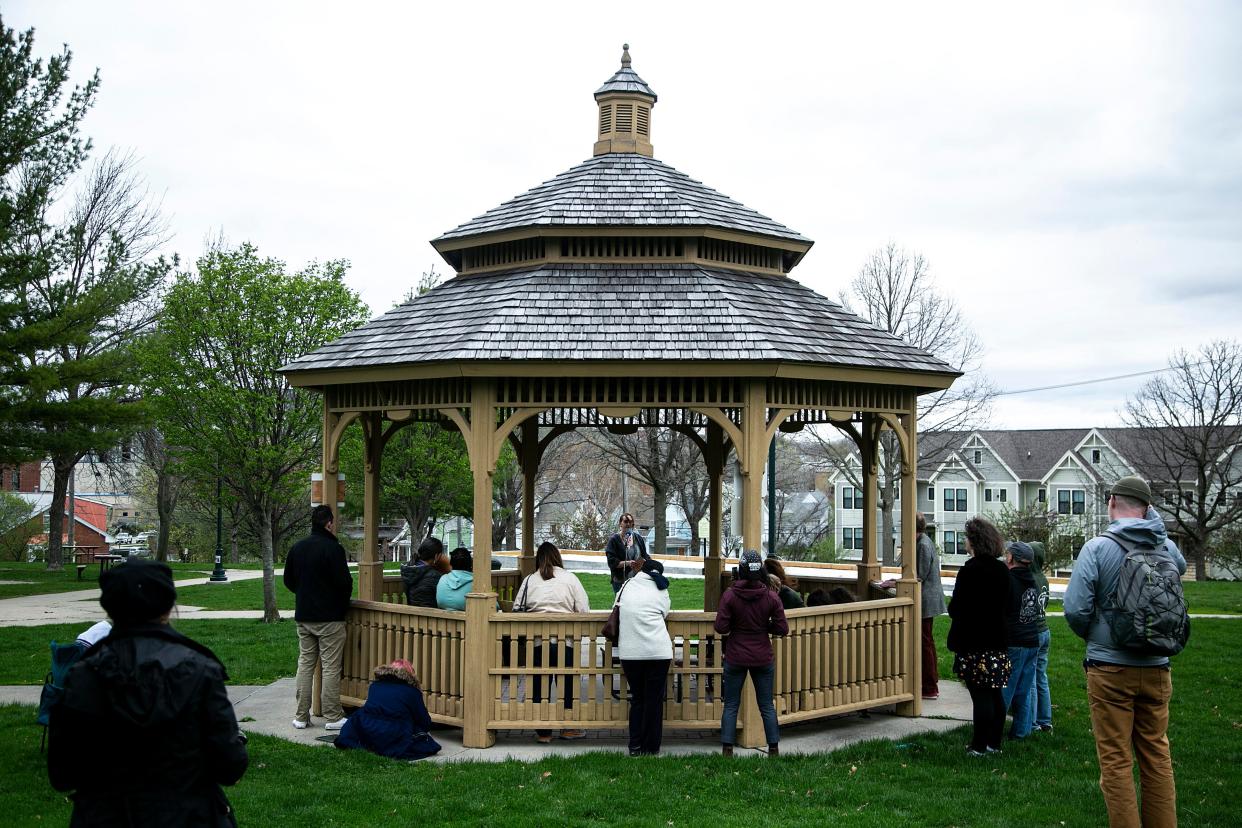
{"left": 344, "top": 590, "right": 917, "bottom": 741}
{"left": 342, "top": 601, "right": 466, "bottom": 725}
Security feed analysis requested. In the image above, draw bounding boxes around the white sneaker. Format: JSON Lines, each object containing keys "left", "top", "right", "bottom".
{"left": 324, "top": 718, "right": 347, "bottom": 731}
{"left": 292, "top": 719, "right": 309, "bottom": 730}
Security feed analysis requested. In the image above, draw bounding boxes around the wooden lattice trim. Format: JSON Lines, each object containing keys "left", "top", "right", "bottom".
{"left": 326, "top": 378, "right": 471, "bottom": 412}
{"left": 495, "top": 376, "right": 746, "bottom": 407}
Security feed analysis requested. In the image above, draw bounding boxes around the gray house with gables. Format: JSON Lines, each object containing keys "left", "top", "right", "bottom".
{"left": 831, "top": 426, "right": 1241, "bottom": 569}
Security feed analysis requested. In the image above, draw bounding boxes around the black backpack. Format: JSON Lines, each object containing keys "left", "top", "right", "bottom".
{"left": 1102, "top": 531, "right": 1190, "bottom": 657}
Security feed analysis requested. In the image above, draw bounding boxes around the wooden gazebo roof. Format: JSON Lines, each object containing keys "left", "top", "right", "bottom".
{"left": 282, "top": 46, "right": 957, "bottom": 390}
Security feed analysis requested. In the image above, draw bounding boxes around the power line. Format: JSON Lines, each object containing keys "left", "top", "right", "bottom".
{"left": 996, "top": 365, "right": 1189, "bottom": 397}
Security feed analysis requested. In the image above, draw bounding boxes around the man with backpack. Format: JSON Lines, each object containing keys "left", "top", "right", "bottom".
{"left": 1065, "top": 476, "right": 1188, "bottom": 828}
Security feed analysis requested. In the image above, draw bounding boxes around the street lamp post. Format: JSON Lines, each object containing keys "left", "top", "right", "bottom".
{"left": 210, "top": 474, "right": 228, "bottom": 583}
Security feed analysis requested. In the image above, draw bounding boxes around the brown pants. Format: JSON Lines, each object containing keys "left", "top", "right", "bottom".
{"left": 294, "top": 620, "right": 347, "bottom": 723}
{"left": 921, "top": 617, "right": 939, "bottom": 696}
{"left": 1086, "top": 663, "right": 1177, "bottom": 828}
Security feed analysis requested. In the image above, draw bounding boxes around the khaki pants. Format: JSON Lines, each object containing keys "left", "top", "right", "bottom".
{"left": 1086, "top": 663, "right": 1177, "bottom": 828}
{"left": 294, "top": 620, "right": 347, "bottom": 723}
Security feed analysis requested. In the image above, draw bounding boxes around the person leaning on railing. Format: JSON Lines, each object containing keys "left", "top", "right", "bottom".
{"left": 616, "top": 557, "right": 672, "bottom": 756}
{"left": 513, "top": 541, "right": 591, "bottom": 744}
{"left": 716, "top": 550, "right": 789, "bottom": 757}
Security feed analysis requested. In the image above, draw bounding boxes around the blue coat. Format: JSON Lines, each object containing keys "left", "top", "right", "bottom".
{"left": 334, "top": 675, "right": 441, "bottom": 760}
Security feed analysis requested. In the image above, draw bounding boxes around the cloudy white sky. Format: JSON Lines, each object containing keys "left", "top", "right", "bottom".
{"left": 9, "top": 1, "right": 1240, "bottom": 430}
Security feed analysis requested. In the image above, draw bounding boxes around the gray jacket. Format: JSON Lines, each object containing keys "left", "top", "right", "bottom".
{"left": 917, "top": 533, "right": 947, "bottom": 618}
{"left": 1064, "top": 508, "right": 1186, "bottom": 667}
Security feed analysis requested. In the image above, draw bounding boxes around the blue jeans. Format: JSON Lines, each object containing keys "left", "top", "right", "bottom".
{"left": 1003, "top": 645, "right": 1039, "bottom": 738}
{"left": 720, "top": 660, "right": 779, "bottom": 746}
{"left": 1028, "top": 628, "right": 1052, "bottom": 728}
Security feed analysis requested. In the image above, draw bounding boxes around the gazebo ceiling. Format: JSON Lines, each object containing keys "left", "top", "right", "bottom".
{"left": 281, "top": 46, "right": 961, "bottom": 394}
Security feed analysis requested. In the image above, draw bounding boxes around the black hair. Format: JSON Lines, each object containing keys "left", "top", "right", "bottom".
{"left": 417, "top": 536, "right": 445, "bottom": 563}
{"left": 806, "top": 588, "right": 829, "bottom": 607}
{"left": 311, "top": 504, "right": 334, "bottom": 530}
{"left": 450, "top": 547, "right": 473, "bottom": 572}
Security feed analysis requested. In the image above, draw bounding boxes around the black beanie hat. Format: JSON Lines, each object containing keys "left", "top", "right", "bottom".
{"left": 99, "top": 560, "right": 176, "bottom": 625}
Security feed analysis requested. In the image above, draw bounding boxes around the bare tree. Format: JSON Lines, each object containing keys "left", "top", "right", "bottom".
{"left": 590, "top": 424, "right": 693, "bottom": 555}
{"left": 1119, "top": 340, "right": 1242, "bottom": 580}
{"left": 14, "top": 152, "right": 170, "bottom": 569}
{"left": 812, "top": 243, "right": 995, "bottom": 564}
{"left": 131, "top": 428, "right": 182, "bottom": 561}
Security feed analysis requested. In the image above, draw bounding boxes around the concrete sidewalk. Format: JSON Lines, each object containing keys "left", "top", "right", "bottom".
{"left": 3, "top": 678, "right": 974, "bottom": 762}
{"left": 0, "top": 569, "right": 293, "bottom": 626}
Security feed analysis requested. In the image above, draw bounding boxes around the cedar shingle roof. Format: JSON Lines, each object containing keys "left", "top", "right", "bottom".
{"left": 594, "top": 44, "right": 657, "bottom": 100}
{"left": 434, "top": 154, "right": 811, "bottom": 245}
{"left": 281, "top": 264, "right": 957, "bottom": 375}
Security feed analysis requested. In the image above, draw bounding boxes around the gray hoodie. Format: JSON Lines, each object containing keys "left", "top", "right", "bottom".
{"left": 1064, "top": 508, "right": 1186, "bottom": 667}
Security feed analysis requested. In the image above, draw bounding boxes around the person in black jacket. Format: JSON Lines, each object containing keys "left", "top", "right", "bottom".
{"left": 1001, "top": 541, "right": 1042, "bottom": 740}
{"left": 604, "top": 512, "right": 648, "bottom": 593}
{"left": 947, "top": 516, "right": 1012, "bottom": 756}
{"left": 48, "top": 560, "right": 248, "bottom": 827}
{"left": 400, "top": 536, "right": 448, "bottom": 608}
{"left": 284, "top": 505, "right": 353, "bottom": 731}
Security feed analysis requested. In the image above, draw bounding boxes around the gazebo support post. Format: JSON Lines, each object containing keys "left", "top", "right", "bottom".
{"left": 856, "top": 413, "right": 881, "bottom": 598}
{"left": 358, "top": 412, "right": 384, "bottom": 602}
{"left": 733, "top": 379, "right": 768, "bottom": 749}
{"left": 519, "top": 417, "right": 539, "bottom": 578}
{"left": 890, "top": 403, "right": 921, "bottom": 716}
{"left": 462, "top": 378, "right": 498, "bottom": 748}
{"left": 703, "top": 421, "right": 725, "bottom": 611}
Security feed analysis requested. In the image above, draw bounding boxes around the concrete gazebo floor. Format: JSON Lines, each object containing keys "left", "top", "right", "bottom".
{"left": 0, "top": 679, "right": 974, "bottom": 763}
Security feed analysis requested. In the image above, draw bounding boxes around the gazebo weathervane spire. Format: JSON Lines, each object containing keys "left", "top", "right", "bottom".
{"left": 593, "top": 43, "right": 656, "bottom": 157}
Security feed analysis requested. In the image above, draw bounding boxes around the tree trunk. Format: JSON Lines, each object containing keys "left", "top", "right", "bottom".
{"left": 45, "top": 461, "right": 72, "bottom": 571}
{"left": 653, "top": 483, "right": 668, "bottom": 556}
{"left": 258, "top": 504, "right": 280, "bottom": 623}
{"left": 228, "top": 505, "right": 240, "bottom": 564}
{"left": 155, "top": 469, "right": 175, "bottom": 563}
{"left": 1187, "top": 535, "right": 1207, "bottom": 582}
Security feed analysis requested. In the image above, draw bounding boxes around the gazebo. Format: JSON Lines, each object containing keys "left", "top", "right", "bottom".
{"left": 281, "top": 46, "right": 958, "bottom": 749}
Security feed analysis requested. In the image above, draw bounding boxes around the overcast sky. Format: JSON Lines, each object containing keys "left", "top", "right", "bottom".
{"left": 9, "top": 1, "right": 1240, "bottom": 430}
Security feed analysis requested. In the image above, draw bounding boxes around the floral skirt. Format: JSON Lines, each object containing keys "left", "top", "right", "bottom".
{"left": 953, "top": 649, "right": 1012, "bottom": 689}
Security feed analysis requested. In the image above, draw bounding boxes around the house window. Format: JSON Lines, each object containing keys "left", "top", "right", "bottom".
{"left": 841, "top": 486, "right": 862, "bottom": 510}
{"left": 985, "top": 489, "right": 993, "bottom": 502}
{"left": 974, "top": 450, "right": 982, "bottom": 464}
{"left": 1058, "top": 490, "right": 1085, "bottom": 515}
{"left": 1038, "top": 488, "right": 1046, "bottom": 503}
{"left": 1091, "top": 449, "right": 1101, "bottom": 464}
{"left": 841, "top": 527, "right": 865, "bottom": 550}
{"left": 1182, "top": 491, "right": 1195, "bottom": 506}
{"left": 943, "top": 487, "right": 967, "bottom": 512}
{"left": 927, "top": 486, "right": 935, "bottom": 501}
{"left": 942, "top": 530, "right": 967, "bottom": 554}
{"left": 999, "top": 488, "right": 1007, "bottom": 503}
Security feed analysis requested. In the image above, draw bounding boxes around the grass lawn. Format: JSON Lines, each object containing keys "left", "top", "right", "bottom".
{"left": 0, "top": 561, "right": 269, "bottom": 600}
{"left": 1047, "top": 579, "right": 1242, "bottom": 616}
{"left": 0, "top": 619, "right": 296, "bottom": 685}
{"left": 3, "top": 615, "right": 1238, "bottom": 825}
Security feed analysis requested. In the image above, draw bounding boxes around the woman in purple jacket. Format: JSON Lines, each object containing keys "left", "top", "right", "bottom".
{"left": 715, "top": 550, "right": 789, "bottom": 756}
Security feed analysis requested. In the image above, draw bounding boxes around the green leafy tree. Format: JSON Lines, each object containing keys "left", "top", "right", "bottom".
{"left": 338, "top": 420, "right": 472, "bottom": 551}
{"left": 0, "top": 490, "right": 39, "bottom": 561}
{"left": 1, "top": 21, "right": 172, "bottom": 570}
{"left": 147, "top": 243, "right": 368, "bottom": 622}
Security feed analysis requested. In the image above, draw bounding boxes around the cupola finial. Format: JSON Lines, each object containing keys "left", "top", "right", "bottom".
{"left": 594, "top": 44, "right": 657, "bottom": 157}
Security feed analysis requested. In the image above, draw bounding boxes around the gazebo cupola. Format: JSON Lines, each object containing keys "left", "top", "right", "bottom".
{"left": 593, "top": 44, "right": 657, "bottom": 157}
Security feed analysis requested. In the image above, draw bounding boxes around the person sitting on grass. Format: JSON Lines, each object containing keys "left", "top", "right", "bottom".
{"left": 436, "top": 547, "right": 476, "bottom": 611}
{"left": 334, "top": 659, "right": 441, "bottom": 761}
{"left": 48, "top": 560, "right": 249, "bottom": 826}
